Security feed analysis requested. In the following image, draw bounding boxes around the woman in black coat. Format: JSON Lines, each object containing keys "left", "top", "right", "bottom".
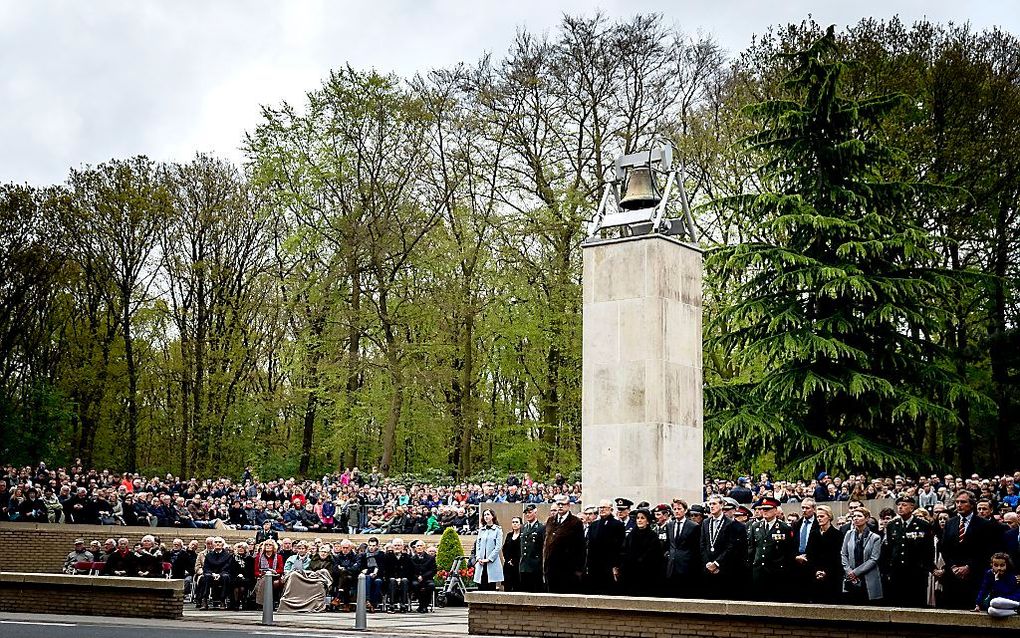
{"left": 619, "top": 509, "right": 665, "bottom": 596}
{"left": 806, "top": 505, "right": 845, "bottom": 603}
{"left": 502, "top": 517, "right": 523, "bottom": 591}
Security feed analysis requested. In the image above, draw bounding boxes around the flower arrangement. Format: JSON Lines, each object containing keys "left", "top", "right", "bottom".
{"left": 433, "top": 566, "right": 475, "bottom": 585}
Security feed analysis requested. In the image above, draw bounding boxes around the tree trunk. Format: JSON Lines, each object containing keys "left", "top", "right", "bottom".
{"left": 122, "top": 296, "right": 138, "bottom": 473}
{"left": 989, "top": 194, "right": 1013, "bottom": 468}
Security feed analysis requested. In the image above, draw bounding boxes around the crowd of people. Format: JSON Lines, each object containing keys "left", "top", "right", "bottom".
{"left": 7, "top": 462, "right": 1020, "bottom": 617}
{"left": 64, "top": 533, "right": 439, "bottom": 613}
{"left": 491, "top": 491, "right": 1020, "bottom": 618}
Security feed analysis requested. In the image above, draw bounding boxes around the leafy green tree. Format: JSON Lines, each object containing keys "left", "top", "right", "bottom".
{"left": 706, "top": 27, "right": 973, "bottom": 475}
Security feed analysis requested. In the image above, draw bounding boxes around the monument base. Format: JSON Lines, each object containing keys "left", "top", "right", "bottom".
{"left": 581, "top": 235, "right": 703, "bottom": 508}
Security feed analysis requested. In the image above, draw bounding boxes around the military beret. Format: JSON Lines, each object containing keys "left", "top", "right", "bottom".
{"left": 615, "top": 497, "right": 633, "bottom": 509}
{"left": 652, "top": 503, "right": 671, "bottom": 514}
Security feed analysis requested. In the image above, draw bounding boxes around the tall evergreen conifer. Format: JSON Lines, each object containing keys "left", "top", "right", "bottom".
{"left": 706, "top": 27, "right": 970, "bottom": 474}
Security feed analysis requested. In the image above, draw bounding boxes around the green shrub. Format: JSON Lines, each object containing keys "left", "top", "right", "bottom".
{"left": 436, "top": 526, "right": 463, "bottom": 572}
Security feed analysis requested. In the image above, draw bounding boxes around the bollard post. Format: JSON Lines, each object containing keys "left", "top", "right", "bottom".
{"left": 354, "top": 573, "right": 367, "bottom": 631}
{"left": 261, "top": 572, "right": 274, "bottom": 625}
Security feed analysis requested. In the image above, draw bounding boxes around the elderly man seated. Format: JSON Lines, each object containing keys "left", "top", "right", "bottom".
{"left": 63, "top": 538, "right": 93, "bottom": 574}
{"left": 198, "top": 537, "right": 232, "bottom": 609}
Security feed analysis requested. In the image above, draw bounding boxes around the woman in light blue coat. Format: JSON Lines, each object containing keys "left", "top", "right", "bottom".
{"left": 473, "top": 509, "right": 504, "bottom": 590}
{"left": 841, "top": 508, "right": 883, "bottom": 603}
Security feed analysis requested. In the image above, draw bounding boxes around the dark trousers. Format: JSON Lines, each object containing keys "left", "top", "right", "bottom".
{"left": 518, "top": 571, "right": 544, "bottom": 592}
{"left": 200, "top": 573, "right": 232, "bottom": 602}
{"left": 388, "top": 578, "right": 410, "bottom": 608}
{"left": 885, "top": 570, "right": 929, "bottom": 608}
{"left": 411, "top": 579, "right": 434, "bottom": 611}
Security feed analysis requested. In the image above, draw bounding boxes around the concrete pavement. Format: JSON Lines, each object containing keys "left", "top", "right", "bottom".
{"left": 0, "top": 604, "right": 482, "bottom": 638}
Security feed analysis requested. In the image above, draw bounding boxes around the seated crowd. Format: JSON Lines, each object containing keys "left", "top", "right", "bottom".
{"left": 63, "top": 533, "right": 439, "bottom": 614}
{"left": 10, "top": 462, "right": 1020, "bottom": 617}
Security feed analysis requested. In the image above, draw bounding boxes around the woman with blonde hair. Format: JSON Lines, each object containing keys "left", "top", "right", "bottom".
{"left": 254, "top": 539, "right": 285, "bottom": 608}
{"left": 806, "top": 505, "right": 844, "bottom": 603}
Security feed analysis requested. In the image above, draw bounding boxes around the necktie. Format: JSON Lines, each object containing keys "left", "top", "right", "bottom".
{"left": 959, "top": 516, "right": 966, "bottom": 542}
{"left": 676, "top": 520, "right": 683, "bottom": 541}
{"left": 800, "top": 519, "right": 810, "bottom": 553}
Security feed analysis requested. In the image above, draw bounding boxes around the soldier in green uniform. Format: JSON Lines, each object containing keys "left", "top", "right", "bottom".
{"left": 747, "top": 496, "right": 796, "bottom": 601}
{"left": 882, "top": 495, "right": 934, "bottom": 607}
{"left": 518, "top": 503, "right": 545, "bottom": 592}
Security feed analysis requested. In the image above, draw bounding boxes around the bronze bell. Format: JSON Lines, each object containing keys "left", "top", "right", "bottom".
{"left": 618, "top": 166, "right": 660, "bottom": 210}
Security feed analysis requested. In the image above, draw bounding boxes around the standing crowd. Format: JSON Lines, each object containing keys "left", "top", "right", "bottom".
{"left": 481, "top": 491, "right": 1020, "bottom": 618}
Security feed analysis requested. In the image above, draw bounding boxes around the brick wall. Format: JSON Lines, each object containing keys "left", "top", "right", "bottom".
{"left": 467, "top": 593, "right": 1016, "bottom": 638}
{"left": 0, "top": 573, "right": 183, "bottom": 619}
{"left": 0, "top": 522, "right": 474, "bottom": 574}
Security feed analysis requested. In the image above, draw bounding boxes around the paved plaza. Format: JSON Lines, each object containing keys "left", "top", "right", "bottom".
{"left": 0, "top": 607, "right": 476, "bottom": 638}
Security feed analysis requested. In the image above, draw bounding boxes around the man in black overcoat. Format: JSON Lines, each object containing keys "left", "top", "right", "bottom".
{"left": 939, "top": 490, "right": 998, "bottom": 609}
{"left": 543, "top": 495, "right": 585, "bottom": 593}
{"left": 585, "top": 499, "right": 625, "bottom": 594}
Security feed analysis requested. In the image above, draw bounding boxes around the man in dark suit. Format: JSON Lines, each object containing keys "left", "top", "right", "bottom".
{"left": 518, "top": 503, "right": 546, "bottom": 592}
{"left": 585, "top": 499, "right": 625, "bottom": 594}
{"left": 1002, "top": 512, "right": 1020, "bottom": 570}
{"left": 700, "top": 495, "right": 747, "bottom": 600}
{"left": 939, "top": 490, "right": 997, "bottom": 609}
{"left": 543, "top": 495, "right": 585, "bottom": 594}
{"left": 791, "top": 498, "right": 818, "bottom": 602}
{"left": 665, "top": 499, "right": 701, "bottom": 598}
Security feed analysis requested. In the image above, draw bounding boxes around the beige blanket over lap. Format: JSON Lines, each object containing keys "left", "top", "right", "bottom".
{"left": 276, "top": 568, "right": 334, "bottom": 613}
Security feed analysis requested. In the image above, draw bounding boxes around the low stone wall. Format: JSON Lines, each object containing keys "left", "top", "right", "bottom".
{"left": 0, "top": 522, "right": 474, "bottom": 574}
{"left": 0, "top": 572, "right": 183, "bottom": 619}
{"left": 466, "top": 592, "right": 1016, "bottom": 638}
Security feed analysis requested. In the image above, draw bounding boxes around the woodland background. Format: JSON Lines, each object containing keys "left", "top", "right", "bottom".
{"left": 1, "top": 15, "right": 1017, "bottom": 481}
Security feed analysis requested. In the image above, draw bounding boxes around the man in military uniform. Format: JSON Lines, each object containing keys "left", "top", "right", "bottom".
{"left": 518, "top": 503, "right": 545, "bottom": 592}
{"left": 651, "top": 504, "right": 671, "bottom": 556}
{"left": 882, "top": 495, "right": 934, "bottom": 607}
{"left": 615, "top": 498, "right": 636, "bottom": 535}
{"left": 746, "top": 497, "right": 796, "bottom": 602}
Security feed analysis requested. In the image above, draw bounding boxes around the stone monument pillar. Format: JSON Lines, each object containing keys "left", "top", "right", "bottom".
{"left": 581, "top": 234, "right": 703, "bottom": 508}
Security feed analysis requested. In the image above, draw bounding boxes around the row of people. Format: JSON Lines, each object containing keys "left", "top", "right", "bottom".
{"left": 66, "top": 533, "right": 440, "bottom": 614}
{"left": 472, "top": 490, "right": 1018, "bottom": 616}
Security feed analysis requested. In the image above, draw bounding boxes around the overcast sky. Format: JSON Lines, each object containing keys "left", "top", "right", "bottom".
{"left": 1, "top": 1, "right": 1017, "bottom": 186}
